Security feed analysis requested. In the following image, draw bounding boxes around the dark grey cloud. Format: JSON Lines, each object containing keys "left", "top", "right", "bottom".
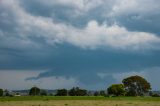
{"left": 115, "top": 13, "right": 160, "bottom": 35}
{"left": 19, "top": 0, "right": 109, "bottom": 28}
{"left": 0, "top": 0, "right": 160, "bottom": 90}
{"left": 19, "top": 0, "right": 160, "bottom": 35}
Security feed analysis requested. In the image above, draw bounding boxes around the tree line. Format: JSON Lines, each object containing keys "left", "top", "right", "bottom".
{"left": 29, "top": 86, "right": 107, "bottom": 96}
{"left": 0, "top": 75, "right": 159, "bottom": 97}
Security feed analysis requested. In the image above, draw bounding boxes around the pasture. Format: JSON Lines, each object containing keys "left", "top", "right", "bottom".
{"left": 0, "top": 96, "right": 160, "bottom": 106}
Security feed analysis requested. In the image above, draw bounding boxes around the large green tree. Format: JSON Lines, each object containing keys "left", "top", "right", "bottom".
{"left": 107, "top": 84, "right": 125, "bottom": 96}
{"left": 29, "top": 87, "right": 40, "bottom": 96}
{"left": 0, "top": 89, "right": 3, "bottom": 96}
{"left": 122, "top": 75, "right": 151, "bottom": 96}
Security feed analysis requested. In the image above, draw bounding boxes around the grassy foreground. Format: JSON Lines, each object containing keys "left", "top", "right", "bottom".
{"left": 0, "top": 96, "right": 160, "bottom": 106}
{"left": 0, "top": 96, "right": 160, "bottom": 101}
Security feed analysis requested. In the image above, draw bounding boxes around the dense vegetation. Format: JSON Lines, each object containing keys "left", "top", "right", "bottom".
{"left": 29, "top": 87, "right": 41, "bottom": 96}
{"left": 0, "top": 89, "right": 3, "bottom": 97}
{"left": 55, "top": 89, "right": 67, "bottom": 96}
{"left": 68, "top": 87, "right": 87, "bottom": 96}
{"left": 107, "top": 84, "right": 125, "bottom": 96}
{"left": 123, "top": 75, "right": 151, "bottom": 96}
{"left": 107, "top": 75, "right": 151, "bottom": 96}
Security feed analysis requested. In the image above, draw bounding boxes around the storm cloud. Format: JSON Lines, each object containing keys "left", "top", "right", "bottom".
{"left": 0, "top": 0, "right": 160, "bottom": 90}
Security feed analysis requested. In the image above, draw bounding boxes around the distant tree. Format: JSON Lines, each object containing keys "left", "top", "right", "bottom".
{"left": 87, "top": 91, "right": 93, "bottom": 96}
{"left": 0, "top": 89, "right": 3, "bottom": 96}
{"left": 77, "top": 89, "right": 87, "bottom": 96}
{"left": 68, "top": 87, "right": 76, "bottom": 96}
{"left": 29, "top": 87, "right": 40, "bottom": 96}
{"left": 122, "top": 75, "right": 151, "bottom": 96}
{"left": 49, "top": 93, "right": 53, "bottom": 96}
{"left": 16, "top": 92, "right": 20, "bottom": 95}
{"left": 68, "top": 87, "right": 87, "bottom": 96}
{"left": 40, "top": 90, "right": 47, "bottom": 96}
{"left": 55, "top": 89, "right": 68, "bottom": 96}
{"left": 152, "top": 93, "right": 160, "bottom": 97}
{"left": 94, "top": 91, "right": 99, "bottom": 96}
{"left": 100, "top": 90, "right": 106, "bottom": 96}
{"left": 149, "top": 91, "right": 153, "bottom": 96}
{"left": 107, "top": 84, "right": 125, "bottom": 96}
{"left": 4, "top": 89, "right": 10, "bottom": 96}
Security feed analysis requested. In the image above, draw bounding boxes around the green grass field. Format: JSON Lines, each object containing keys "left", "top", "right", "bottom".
{"left": 0, "top": 96, "right": 160, "bottom": 106}
{"left": 0, "top": 96, "right": 160, "bottom": 101}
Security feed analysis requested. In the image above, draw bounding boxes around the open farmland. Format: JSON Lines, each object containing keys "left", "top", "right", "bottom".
{"left": 0, "top": 100, "right": 160, "bottom": 106}
{"left": 0, "top": 96, "right": 160, "bottom": 106}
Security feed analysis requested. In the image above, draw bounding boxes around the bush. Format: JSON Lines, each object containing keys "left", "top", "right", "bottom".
{"left": 100, "top": 90, "right": 106, "bottom": 96}
{"left": 0, "top": 89, "right": 3, "bottom": 96}
{"left": 55, "top": 89, "right": 67, "bottom": 96}
{"left": 40, "top": 90, "right": 47, "bottom": 96}
{"left": 152, "top": 94, "right": 160, "bottom": 97}
{"left": 68, "top": 87, "right": 87, "bottom": 96}
{"left": 94, "top": 91, "right": 100, "bottom": 96}
{"left": 107, "top": 84, "right": 125, "bottom": 96}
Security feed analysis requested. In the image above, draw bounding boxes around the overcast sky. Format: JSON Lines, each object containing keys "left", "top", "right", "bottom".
{"left": 0, "top": 0, "right": 160, "bottom": 90}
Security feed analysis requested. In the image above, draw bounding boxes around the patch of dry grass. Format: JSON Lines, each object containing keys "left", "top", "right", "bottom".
{"left": 0, "top": 100, "right": 160, "bottom": 106}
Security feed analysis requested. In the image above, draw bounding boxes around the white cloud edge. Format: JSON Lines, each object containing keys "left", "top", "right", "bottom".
{"left": 0, "top": 0, "right": 160, "bottom": 51}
